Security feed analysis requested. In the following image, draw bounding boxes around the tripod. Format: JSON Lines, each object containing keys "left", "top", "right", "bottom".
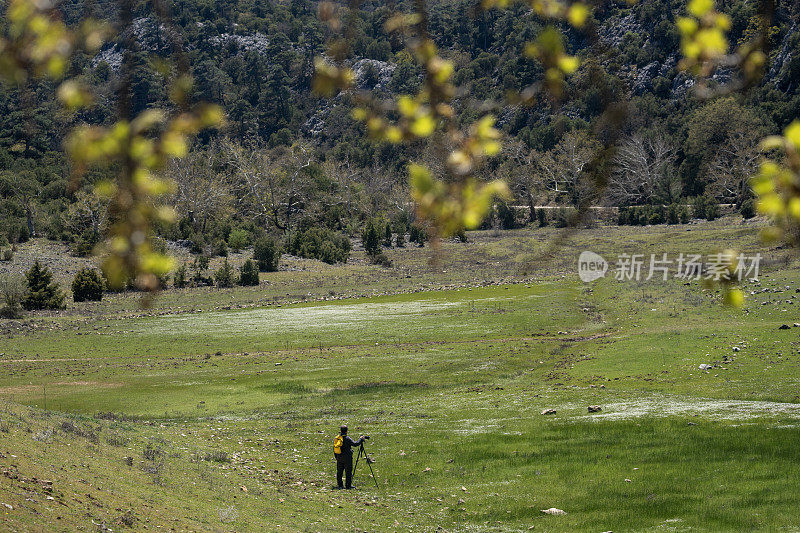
{"left": 353, "top": 442, "right": 379, "bottom": 489}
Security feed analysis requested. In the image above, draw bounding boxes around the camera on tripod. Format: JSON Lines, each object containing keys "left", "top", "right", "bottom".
{"left": 354, "top": 435, "right": 378, "bottom": 487}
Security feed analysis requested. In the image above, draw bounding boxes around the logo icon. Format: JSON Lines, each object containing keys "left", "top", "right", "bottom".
{"left": 578, "top": 251, "right": 607, "bottom": 282}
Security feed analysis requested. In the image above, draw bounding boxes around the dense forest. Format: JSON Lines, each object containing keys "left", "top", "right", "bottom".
{"left": 0, "top": 0, "right": 798, "bottom": 261}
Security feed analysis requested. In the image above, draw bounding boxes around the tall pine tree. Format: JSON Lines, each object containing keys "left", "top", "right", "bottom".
{"left": 22, "top": 260, "right": 65, "bottom": 310}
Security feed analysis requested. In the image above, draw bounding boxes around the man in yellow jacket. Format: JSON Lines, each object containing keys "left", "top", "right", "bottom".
{"left": 334, "top": 425, "right": 365, "bottom": 489}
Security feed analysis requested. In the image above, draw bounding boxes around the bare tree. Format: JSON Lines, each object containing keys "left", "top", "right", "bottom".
{"left": 65, "top": 189, "right": 110, "bottom": 236}
{"left": 608, "top": 133, "right": 679, "bottom": 206}
{"left": 0, "top": 170, "right": 41, "bottom": 238}
{"left": 499, "top": 139, "right": 540, "bottom": 222}
{"left": 535, "top": 131, "right": 598, "bottom": 206}
{"left": 226, "top": 141, "right": 317, "bottom": 232}
{"left": 166, "top": 146, "right": 233, "bottom": 232}
{"left": 708, "top": 129, "right": 761, "bottom": 205}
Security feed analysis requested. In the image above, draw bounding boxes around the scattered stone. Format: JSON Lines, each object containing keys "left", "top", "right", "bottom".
{"left": 794, "top": 323, "right": 800, "bottom": 328}
{"left": 698, "top": 364, "right": 713, "bottom": 371}
{"left": 541, "top": 409, "right": 557, "bottom": 415}
{"left": 732, "top": 346, "right": 740, "bottom": 352}
{"left": 625, "top": 478, "right": 632, "bottom": 482}
{"left": 541, "top": 508, "right": 566, "bottom": 516}
{"left": 778, "top": 324, "right": 790, "bottom": 330}
{"left": 588, "top": 405, "right": 602, "bottom": 413}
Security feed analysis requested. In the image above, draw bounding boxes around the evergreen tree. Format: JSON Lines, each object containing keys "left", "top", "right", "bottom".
{"left": 71, "top": 268, "right": 104, "bottom": 302}
{"left": 362, "top": 220, "right": 380, "bottom": 256}
{"left": 238, "top": 259, "right": 260, "bottom": 286}
{"left": 22, "top": 260, "right": 65, "bottom": 310}
{"left": 383, "top": 222, "right": 393, "bottom": 247}
{"left": 173, "top": 263, "right": 187, "bottom": 288}
{"left": 215, "top": 259, "right": 234, "bottom": 288}
{"left": 253, "top": 237, "right": 280, "bottom": 272}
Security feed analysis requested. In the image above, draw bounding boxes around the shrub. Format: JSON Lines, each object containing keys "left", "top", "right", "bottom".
{"left": 215, "top": 259, "right": 234, "bottom": 288}
{"left": 409, "top": 225, "right": 427, "bottom": 247}
{"left": 617, "top": 207, "right": 629, "bottom": 226}
{"left": 740, "top": 198, "right": 755, "bottom": 219}
{"left": 647, "top": 205, "right": 665, "bottom": 225}
{"left": 253, "top": 237, "right": 280, "bottom": 272}
{"left": 496, "top": 201, "right": 517, "bottom": 229}
{"left": 679, "top": 204, "right": 690, "bottom": 224}
{"left": 0, "top": 246, "right": 13, "bottom": 262}
{"left": 395, "top": 230, "right": 405, "bottom": 248}
{"left": 691, "top": 195, "right": 717, "bottom": 220}
{"left": 22, "top": 261, "right": 65, "bottom": 310}
{"left": 666, "top": 203, "right": 679, "bottom": 224}
{"left": 72, "top": 229, "right": 100, "bottom": 257}
{"left": 228, "top": 229, "right": 250, "bottom": 252}
{"left": 238, "top": 259, "right": 260, "bottom": 286}
{"left": 191, "top": 255, "right": 213, "bottom": 287}
{"left": 554, "top": 207, "right": 570, "bottom": 228}
{"left": 372, "top": 251, "right": 392, "bottom": 267}
{"left": 188, "top": 233, "right": 205, "bottom": 255}
{"left": 706, "top": 201, "right": 720, "bottom": 221}
{"left": 212, "top": 239, "right": 228, "bottom": 257}
{"left": 0, "top": 274, "right": 26, "bottom": 319}
{"left": 537, "top": 207, "right": 548, "bottom": 227}
{"left": 362, "top": 220, "right": 381, "bottom": 256}
{"left": 383, "top": 222, "right": 393, "bottom": 247}
{"left": 173, "top": 263, "right": 187, "bottom": 288}
{"left": 286, "top": 227, "right": 351, "bottom": 264}
{"left": 72, "top": 268, "right": 104, "bottom": 302}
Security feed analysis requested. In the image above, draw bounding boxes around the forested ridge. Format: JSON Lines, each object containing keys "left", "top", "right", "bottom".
{"left": 0, "top": 0, "right": 798, "bottom": 258}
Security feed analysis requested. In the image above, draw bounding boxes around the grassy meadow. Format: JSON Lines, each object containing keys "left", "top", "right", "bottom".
{"left": 1, "top": 218, "right": 800, "bottom": 531}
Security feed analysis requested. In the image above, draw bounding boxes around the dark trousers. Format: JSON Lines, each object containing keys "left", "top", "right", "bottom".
{"left": 336, "top": 455, "right": 353, "bottom": 488}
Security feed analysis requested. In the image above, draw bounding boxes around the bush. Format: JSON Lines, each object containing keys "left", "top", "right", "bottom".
{"left": 647, "top": 205, "right": 665, "bottom": 225}
{"left": 173, "top": 263, "right": 187, "bottom": 288}
{"left": 383, "top": 222, "right": 393, "bottom": 247}
{"left": 617, "top": 207, "right": 629, "bottom": 226}
{"left": 691, "top": 195, "right": 718, "bottom": 220}
{"left": 0, "top": 240, "right": 13, "bottom": 261}
{"left": 409, "top": 225, "right": 427, "bottom": 247}
{"left": 215, "top": 259, "right": 234, "bottom": 288}
{"left": 740, "top": 198, "right": 755, "bottom": 219}
{"left": 190, "top": 255, "right": 213, "bottom": 287}
{"left": 228, "top": 229, "right": 250, "bottom": 252}
{"left": 72, "top": 268, "right": 104, "bottom": 302}
{"left": 395, "top": 230, "right": 405, "bottom": 248}
{"left": 679, "top": 204, "right": 690, "bottom": 224}
{"left": 286, "top": 227, "right": 351, "bottom": 264}
{"left": 0, "top": 274, "right": 26, "bottom": 319}
{"left": 72, "top": 229, "right": 100, "bottom": 257}
{"left": 362, "top": 220, "right": 381, "bottom": 256}
{"left": 666, "top": 203, "right": 679, "bottom": 224}
{"left": 212, "top": 239, "right": 228, "bottom": 258}
{"left": 238, "top": 259, "right": 260, "bottom": 286}
{"left": 188, "top": 233, "right": 206, "bottom": 255}
{"left": 253, "top": 237, "right": 280, "bottom": 272}
{"left": 496, "top": 201, "right": 517, "bottom": 229}
{"left": 706, "top": 201, "right": 720, "bottom": 221}
{"left": 22, "top": 261, "right": 65, "bottom": 310}
{"left": 537, "top": 207, "right": 548, "bottom": 227}
{"left": 372, "top": 251, "right": 392, "bottom": 267}
{"left": 554, "top": 207, "right": 570, "bottom": 228}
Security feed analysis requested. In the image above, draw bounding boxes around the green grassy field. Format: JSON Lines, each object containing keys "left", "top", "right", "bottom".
{"left": 1, "top": 219, "right": 799, "bottom": 531}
